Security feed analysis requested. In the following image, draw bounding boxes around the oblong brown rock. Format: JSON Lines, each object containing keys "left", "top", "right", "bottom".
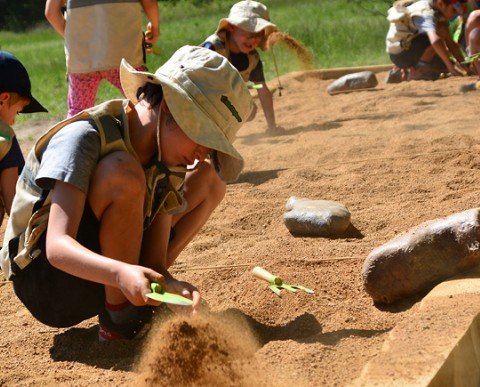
{"left": 283, "top": 197, "right": 351, "bottom": 237}
{"left": 362, "top": 208, "right": 480, "bottom": 304}
{"left": 327, "top": 71, "right": 378, "bottom": 95}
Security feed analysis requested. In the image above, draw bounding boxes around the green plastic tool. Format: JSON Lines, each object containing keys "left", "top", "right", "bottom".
{"left": 462, "top": 52, "right": 480, "bottom": 65}
{"left": 252, "top": 266, "right": 314, "bottom": 296}
{"left": 247, "top": 83, "right": 263, "bottom": 90}
{"left": 146, "top": 282, "right": 193, "bottom": 306}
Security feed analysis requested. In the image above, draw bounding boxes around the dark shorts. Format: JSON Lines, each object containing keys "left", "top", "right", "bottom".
{"left": 390, "top": 33, "right": 431, "bottom": 69}
{"left": 12, "top": 203, "right": 105, "bottom": 328}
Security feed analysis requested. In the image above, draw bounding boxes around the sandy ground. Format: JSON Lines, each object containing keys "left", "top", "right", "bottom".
{"left": 1, "top": 69, "right": 480, "bottom": 386}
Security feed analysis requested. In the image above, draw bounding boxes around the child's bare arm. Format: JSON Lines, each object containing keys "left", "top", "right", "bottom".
{"left": 45, "top": 0, "right": 66, "bottom": 38}
{"left": 426, "top": 29, "right": 459, "bottom": 74}
{"left": 141, "top": 212, "right": 172, "bottom": 272}
{"left": 256, "top": 82, "right": 277, "bottom": 130}
{"left": 437, "top": 21, "right": 466, "bottom": 67}
{"left": 46, "top": 180, "right": 164, "bottom": 306}
{"left": 141, "top": 211, "right": 201, "bottom": 311}
{"left": 140, "top": 0, "right": 160, "bottom": 44}
{"left": 0, "top": 166, "right": 18, "bottom": 215}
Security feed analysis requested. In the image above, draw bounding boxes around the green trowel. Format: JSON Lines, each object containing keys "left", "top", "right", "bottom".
{"left": 252, "top": 266, "right": 314, "bottom": 296}
{"left": 146, "top": 282, "right": 193, "bottom": 306}
{"left": 462, "top": 52, "right": 480, "bottom": 65}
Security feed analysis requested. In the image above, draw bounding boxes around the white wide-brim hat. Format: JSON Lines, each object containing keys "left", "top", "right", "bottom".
{"left": 120, "top": 45, "right": 254, "bottom": 182}
{"left": 216, "top": 1, "right": 278, "bottom": 47}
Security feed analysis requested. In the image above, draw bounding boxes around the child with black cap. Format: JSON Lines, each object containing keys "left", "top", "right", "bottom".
{"left": 0, "top": 51, "right": 48, "bottom": 224}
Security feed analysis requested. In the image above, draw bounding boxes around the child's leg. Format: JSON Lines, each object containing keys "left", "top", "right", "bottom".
{"left": 11, "top": 152, "right": 147, "bottom": 328}
{"left": 67, "top": 71, "right": 102, "bottom": 117}
{"left": 87, "top": 151, "right": 146, "bottom": 305}
{"left": 167, "top": 161, "right": 226, "bottom": 267}
{"left": 104, "top": 66, "right": 147, "bottom": 97}
{"left": 466, "top": 10, "right": 480, "bottom": 77}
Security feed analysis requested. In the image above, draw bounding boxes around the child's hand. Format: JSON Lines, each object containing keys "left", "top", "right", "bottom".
{"left": 164, "top": 277, "right": 202, "bottom": 315}
{"left": 116, "top": 264, "right": 165, "bottom": 306}
{"left": 145, "top": 22, "right": 159, "bottom": 45}
{"left": 447, "top": 61, "right": 467, "bottom": 77}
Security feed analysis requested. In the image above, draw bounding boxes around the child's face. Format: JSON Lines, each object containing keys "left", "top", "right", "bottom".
{"left": 160, "top": 111, "right": 211, "bottom": 167}
{"left": 0, "top": 92, "right": 30, "bottom": 125}
{"left": 437, "top": 1, "right": 458, "bottom": 19}
{"left": 228, "top": 25, "right": 265, "bottom": 54}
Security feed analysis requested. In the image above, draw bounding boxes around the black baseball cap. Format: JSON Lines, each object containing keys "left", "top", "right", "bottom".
{"left": 0, "top": 51, "right": 48, "bottom": 114}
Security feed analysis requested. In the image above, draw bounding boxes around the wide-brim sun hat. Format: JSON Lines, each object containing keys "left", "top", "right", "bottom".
{"left": 120, "top": 45, "right": 254, "bottom": 182}
{"left": 216, "top": 0, "right": 278, "bottom": 47}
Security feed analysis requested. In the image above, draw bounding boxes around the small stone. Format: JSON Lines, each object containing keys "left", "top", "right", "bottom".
{"left": 283, "top": 197, "right": 351, "bottom": 237}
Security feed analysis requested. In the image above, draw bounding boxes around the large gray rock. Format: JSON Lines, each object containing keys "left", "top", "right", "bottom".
{"left": 283, "top": 197, "right": 351, "bottom": 237}
{"left": 327, "top": 71, "right": 378, "bottom": 95}
{"left": 362, "top": 208, "right": 480, "bottom": 304}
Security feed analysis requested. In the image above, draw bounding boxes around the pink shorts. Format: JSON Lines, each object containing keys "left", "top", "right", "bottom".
{"left": 67, "top": 66, "right": 145, "bottom": 118}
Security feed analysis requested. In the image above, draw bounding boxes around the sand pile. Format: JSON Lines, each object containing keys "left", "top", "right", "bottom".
{"left": 135, "top": 314, "right": 269, "bottom": 387}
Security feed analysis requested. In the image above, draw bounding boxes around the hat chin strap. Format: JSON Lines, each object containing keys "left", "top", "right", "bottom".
{"left": 155, "top": 103, "right": 163, "bottom": 163}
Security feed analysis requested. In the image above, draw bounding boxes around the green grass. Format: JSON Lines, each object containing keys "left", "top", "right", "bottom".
{"left": 0, "top": 0, "right": 391, "bottom": 125}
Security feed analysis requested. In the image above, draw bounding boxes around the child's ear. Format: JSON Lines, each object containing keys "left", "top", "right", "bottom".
{"left": 0, "top": 92, "right": 10, "bottom": 104}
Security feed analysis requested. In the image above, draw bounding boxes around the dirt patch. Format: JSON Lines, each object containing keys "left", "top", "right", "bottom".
{"left": 134, "top": 312, "right": 286, "bottom": 387}
{"left": 2, "top": 71, "right": 480, "bottom": 385}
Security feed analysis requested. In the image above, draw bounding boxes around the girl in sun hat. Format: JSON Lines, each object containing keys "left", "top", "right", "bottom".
{"left": 201, "top": 0, "right": 284, "bottom": 136}
{"left": 0, "top": 51, "right": 48, "bottom": 226}
{"left": 1, "top": 45, "right": 253, "bottom": 341}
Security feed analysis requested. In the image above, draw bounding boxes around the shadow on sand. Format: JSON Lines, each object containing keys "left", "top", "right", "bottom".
{"left": 234, "top": 168, "right": 286, "bottom": 186}
{"left": 49, "top": 307, "right": 389, "bottom": 370}
{"left": 217, "top": 308, "right": 389, "bottom": 346}
{"left": 50, "top": 324, "right": 141, "bottom": 371}
{"left": 287, "top": 223, "right": 365, "bottom": 240}
{"left": 238, "top": 121, "right": 343, "bottom": 145}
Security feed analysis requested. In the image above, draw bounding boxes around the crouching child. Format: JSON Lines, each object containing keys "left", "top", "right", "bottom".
{"left": 0, "top": 46, "right": 253, "bottom": 341}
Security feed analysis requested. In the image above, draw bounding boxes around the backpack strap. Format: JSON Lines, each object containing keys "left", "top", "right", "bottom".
{"left": 8, "top": 189, "right": 50, "bottom": 274}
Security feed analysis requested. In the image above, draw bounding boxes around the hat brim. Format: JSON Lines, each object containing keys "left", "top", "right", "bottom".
{"left": 21, "top": 95, "right": 48, "bottom": 114}
{"left": 217, "top": 17, "right": 277, "bottom": 35}
{"left": 120, "top": 59, "right": 244, "bottom": 181}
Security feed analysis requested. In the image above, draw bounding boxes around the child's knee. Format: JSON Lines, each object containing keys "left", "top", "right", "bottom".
{"left": 469, "top": 27, "right": 480, "bottom": 47}
{"left": 90, "top": 151, "right": 146, "bottom": 201}
{"left": 198, "top": 161, "right": 227, "bottom": 201}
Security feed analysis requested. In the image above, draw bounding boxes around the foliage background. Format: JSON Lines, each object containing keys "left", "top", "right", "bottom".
{"left": 0, "top": 0, "right": 392, "bottom": 123}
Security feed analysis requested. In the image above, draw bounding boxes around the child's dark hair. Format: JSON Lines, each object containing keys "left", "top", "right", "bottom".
{"left": 136, "top": 82, "right": 164, "bottom": 108}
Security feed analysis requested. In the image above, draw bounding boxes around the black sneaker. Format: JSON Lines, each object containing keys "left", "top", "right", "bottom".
{"left": 98, "top": 306, "right": 154, "bottom": 341}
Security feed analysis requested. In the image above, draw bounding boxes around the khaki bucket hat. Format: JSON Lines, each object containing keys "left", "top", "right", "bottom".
{"left": 120, "top": 45, "right": 254, "bottom": 182}
{"left": 216, "top": 1, "right": 278, "bottom": 47}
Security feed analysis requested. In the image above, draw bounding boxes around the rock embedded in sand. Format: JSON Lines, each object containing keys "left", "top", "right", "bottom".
{"left": 283, "top": 197, "right": 351, "bottom": 237}
{"left": 362, "top": 208, "right": 480, "bottom": 304}
{"left": 327, "top": 71, "right": 378, "bottom": 95}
